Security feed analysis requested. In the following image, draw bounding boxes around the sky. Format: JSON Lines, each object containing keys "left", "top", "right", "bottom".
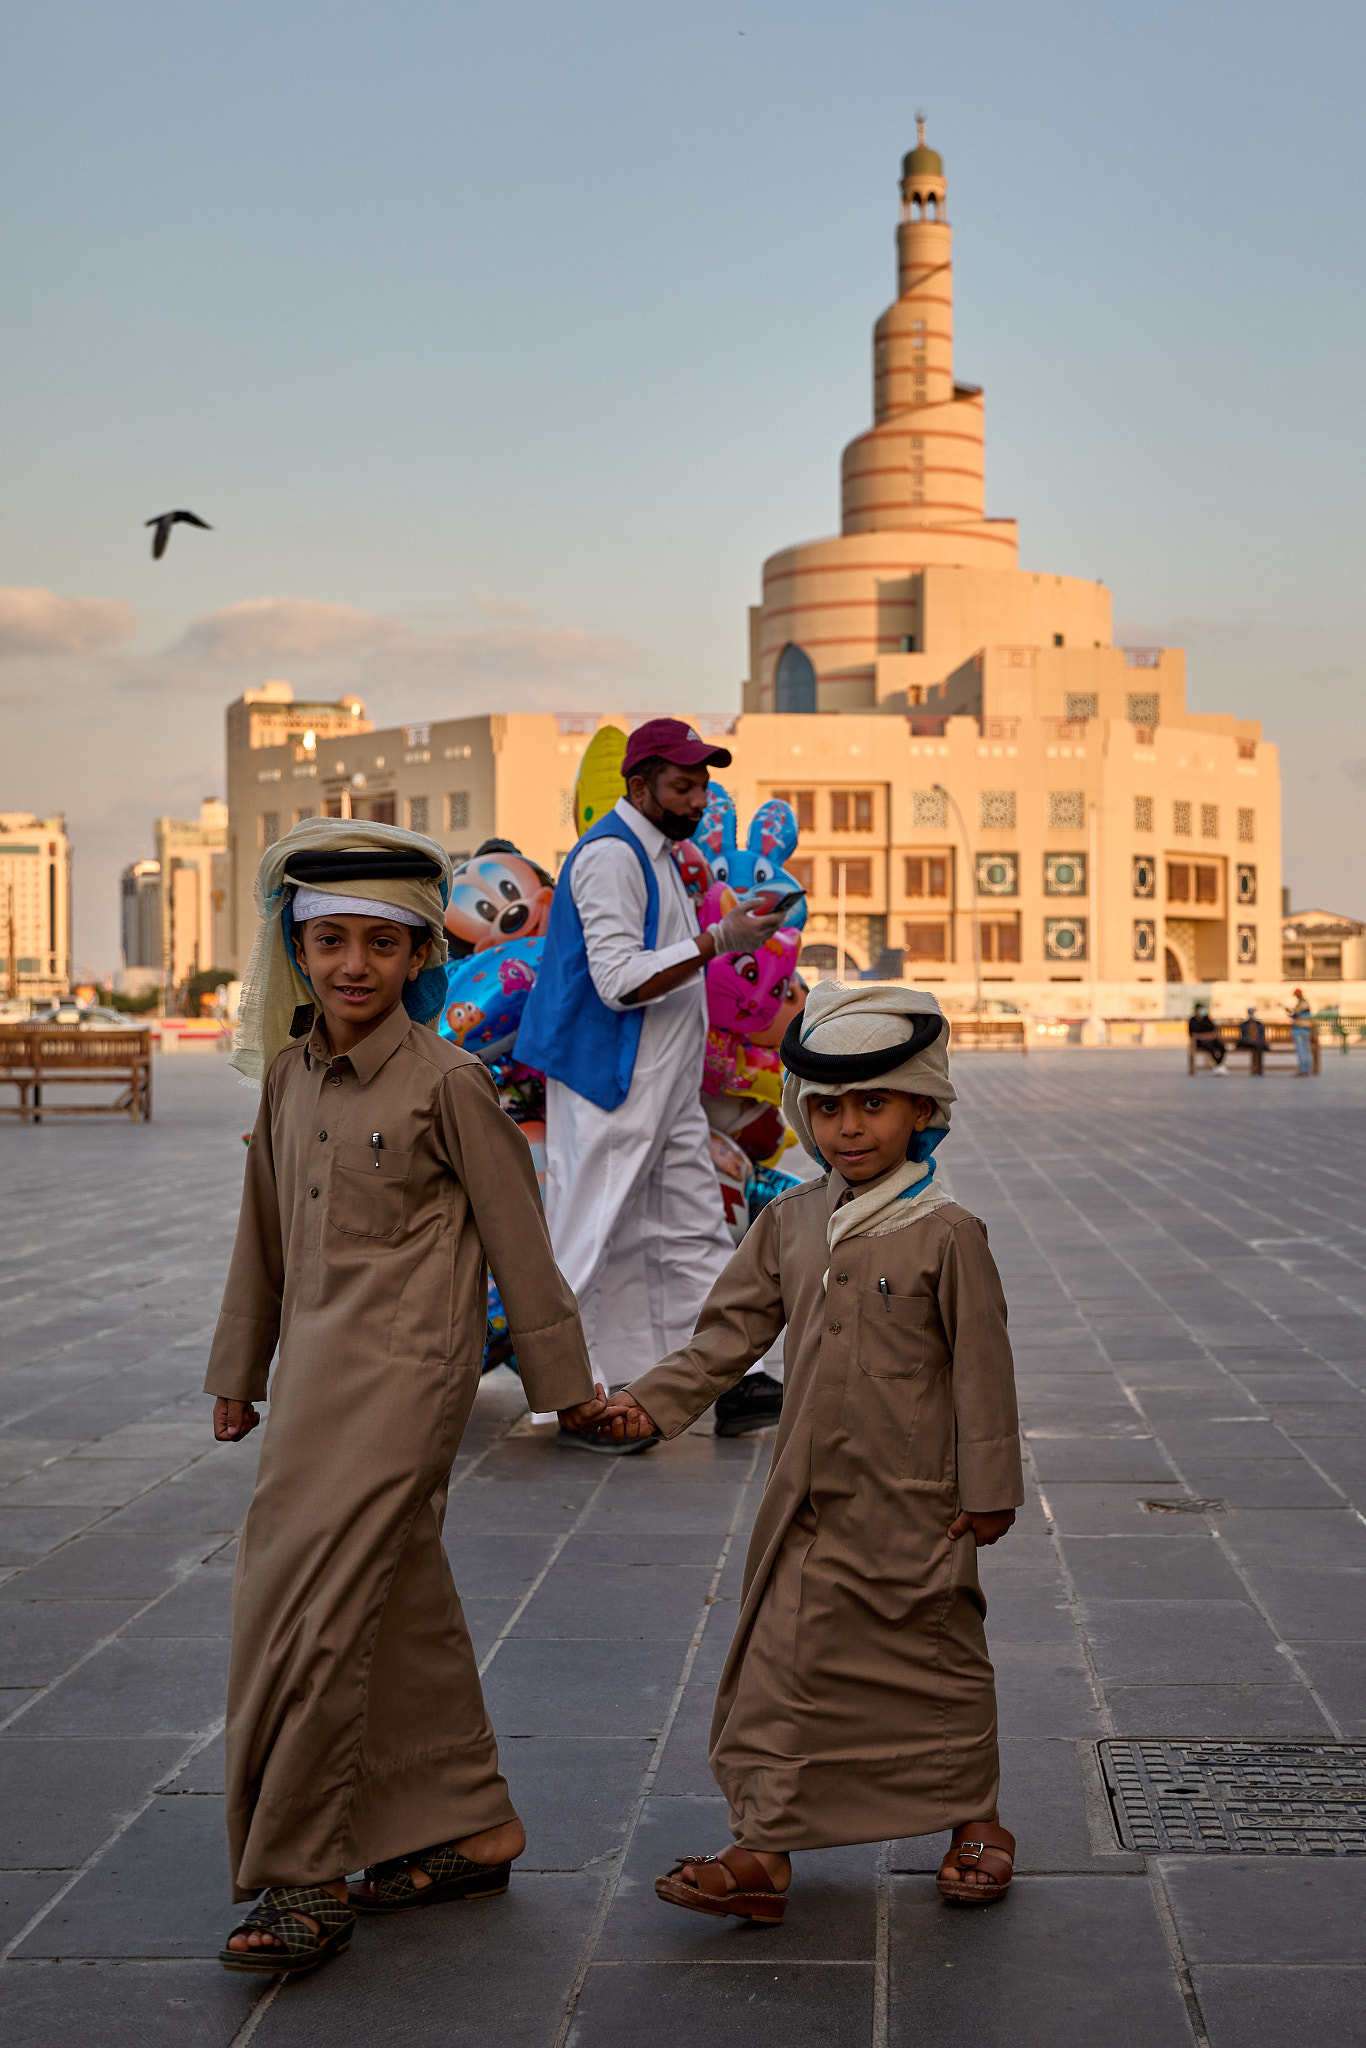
{"left": 2, "top": 0, "right": 1363, "bottom": 976}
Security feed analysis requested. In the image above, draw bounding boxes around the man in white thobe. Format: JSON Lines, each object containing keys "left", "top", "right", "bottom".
{"left": 517, "top": 719, "right": 782, "bottom": 1452}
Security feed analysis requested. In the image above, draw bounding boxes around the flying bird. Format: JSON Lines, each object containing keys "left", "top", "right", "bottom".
{"left": 145, "top": 509, "right": 213, "bottom": 560}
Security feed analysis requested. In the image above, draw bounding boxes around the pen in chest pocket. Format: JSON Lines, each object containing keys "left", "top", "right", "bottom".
{"left": 879, "top": 1277, "right": 891, "bottom": 1312}
{"left": 371, "top": 1132, "right": 382, "bottom": 1168}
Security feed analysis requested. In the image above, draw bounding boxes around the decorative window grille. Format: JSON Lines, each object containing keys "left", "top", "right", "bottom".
{"left": 1064, "top": 694, "right": 1098, "bottom": 721}
{"left": 447, "top": 791, "right": 470, "bottom": 831}
{"left": 913, "top": 790, "right": 947, "bottom": 828}
{"left": 1236, "top": 925, "right": 1258, "bottom": 965}
{"left": 1126, "top": 693, "right": 1160, "bottom": 725}
{"left": 1048, "top": 791, "right": 1085, "bottom": 830}
{"left": 1134, "top": 795, "right": 1154, "bottom": 832}
{"left": 294, "top": 807, "right": 315, "bottom": 825}
{"left": 1044, "top": 918, "right": 1087, "bottom": 961}
{"left": 1133, "top": 919, "right": 1157, "bottom": 962}
{"left": 976, "top": 853, "right": 1017, "bottom": 897}
{"left": 1238, "top": 808, "right": 1256, "bottom": 843}
{"left": 1236, "top": 864, "right": 1257, "bottom": 906}
{"left": 407, "top": 796, "right": 429, "bottom": 834}
{"left": 1201, "top": 804, "right": 1219, "bottom": 838}
{"left": 1173, "top": 800, "right": 1192, "bottom": 836}
{"left": 1132, "top": 856, "right": 1156, "bottom": 898}
{"left": 557, "top": 790, "right": 574, "bottom": 829}
{"left": 980, "top": 790, "right": 1016, "bottom": 829}
{"left": 1044, "top": 853, "right": 1087, "bottom": 895}
{"left": 261, "top": 812, "right": 279, "bottom": 848}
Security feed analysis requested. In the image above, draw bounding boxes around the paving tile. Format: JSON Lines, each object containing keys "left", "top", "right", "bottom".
{"left": 1175, "top": 1458, "right": 1345, "bottom": 1509}
{"left": 441, "top": 1530, "right": 560, "bottom": 1600}
{"left": 0, "top": 1869, "right": 62, "bottom": 1946}
{"left": 0, "top": 1534, "right": 216, "bottom": 1602}
{"left": 1104, "top": 1683, "right": 1330, "bottom": 1738}
{"left": 0, "top": 1507, "right": 104, "bottom": 1567}
{"left": 120, "top": 1566, "right": 233, "bottom": 1638}
{"left": 890, "top": 1736, "right": 1144, "bottom": 1875}
{"left": 571, "top": 1961, "right": 871, "bottom": 2045}
{"left": 1281, "top": 1640, "right": 1366, "bottom": 1734}
{"left": 1193, "top": 1966, "right": 1365, "bottom": 2048}
{"left": 500, "top": 1736, "right": 653, "bottom": 1869}
{"left": 481, "top": 1638, "right": 687, "bottom": 1738}
{"left": 888, "top": 1874, "right": 1192, "bottom": 2046}
{"left": 1060, "top": 1534, "right": 1246, "bottom": 1601}
{"left": 16, "top": 1794, "right": 230, "bottom": 1956}
{"left": 0, "top": 1439, "right": 80, "bottom": 1484}
{"left": 95, "top": 1460, "right": 258, "bottom": 1536}
{"left": 0, "top": 1458, "right": 181, "bottom": 1509}
{"left": 1161, "top": 1855, "right": 1366, "bottom": 1964}
{"left": 0, "top": 1599, "right": 143, "bottom": 1685}
{"left": 0, "top": 1960, "right": 260, "bottom": 2047}
{"left": 512, "top": 1561, "right": 716, "bottom": 1641}
{"left": 1034, "top": 1484, "right": 1198, "bottom": 1536}
{"left": 991, "top": 1641, "right": 1104, "bottom": 1739}
{"left": 17, "top": 1634, "right": 230, "bottom": 1738}
{"left": 160, "top": 1731, "right": 225, "bottom": 1794}
{"left": 1290, "top": 1436, "right": 1366, "bottom": 1498}
{"left": 0, "top": 1737, "right": 192, "bottom": 1867}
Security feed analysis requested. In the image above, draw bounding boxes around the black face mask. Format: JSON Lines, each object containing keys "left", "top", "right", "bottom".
{"left": 655, "top": 806, "right": 698, "bottom": 843}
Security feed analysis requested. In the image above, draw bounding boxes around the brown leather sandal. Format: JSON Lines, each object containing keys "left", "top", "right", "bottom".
{"left": 655, "top": 1846, "right": 788, "bottom": 1924}
{"left": 937, "top": 1821, "right": 1015, "bottom": 1905}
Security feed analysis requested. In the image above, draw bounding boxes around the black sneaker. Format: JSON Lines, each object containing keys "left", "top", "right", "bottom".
{"left": 714, "top": 1372, "right": 784, "bottom": 1438}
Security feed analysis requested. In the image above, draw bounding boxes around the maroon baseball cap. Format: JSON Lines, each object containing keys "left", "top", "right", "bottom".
{"left": 622, "top": 717, "right": 732, "bottom": 775}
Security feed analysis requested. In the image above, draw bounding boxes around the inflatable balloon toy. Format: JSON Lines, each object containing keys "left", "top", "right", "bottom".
{"left": 445, "top": 844, "right": 555, "bottom": 957}
{"left": 574, "top": 724, "right": 627, "bottom": 834}
{"left": 701, "top": 924, "right": 801, "bottom": 1126}
{"left": 439, "top": 935, "right": 544, "bottom": 1063}
{"left": 693, "top": 788, "right": 808, "bottom": 927}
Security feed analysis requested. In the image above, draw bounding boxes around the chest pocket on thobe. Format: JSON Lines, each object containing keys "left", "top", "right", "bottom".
{"left": 328, "top": 1142, "right": 412, "bottom": 1239}
{"left": 856, "top": 1284, "right": 930, "bottom": 1378}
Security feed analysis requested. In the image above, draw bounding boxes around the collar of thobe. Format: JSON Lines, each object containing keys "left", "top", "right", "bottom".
{"left": 822, "top": 1161, "right": 953, "bottom": 1290}
{"left": 612, "top": 795, "right": 672, "bottom": 864}
{"left": 303, "top": 1000, "right": 413, "bottom": 1084}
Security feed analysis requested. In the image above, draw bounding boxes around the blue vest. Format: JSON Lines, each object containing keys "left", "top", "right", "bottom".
{"left": 515, "top": 811, "right": 660, "bottom": 1111}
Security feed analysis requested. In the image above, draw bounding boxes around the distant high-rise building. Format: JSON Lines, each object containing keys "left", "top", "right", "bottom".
{"left": 153, "top": 798, "right": 230, "bottom": 994}
{"left": 0, "top": 814, "right": 72, "bottom": 999}
{"left": 120, "top": 859, "right": 161, "bottom": 973}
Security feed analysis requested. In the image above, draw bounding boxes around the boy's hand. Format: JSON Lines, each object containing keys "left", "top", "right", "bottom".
{"left": 213, "top": 1398, "right": 260, "bottom": 1443}
{"left": 592, "top": 1394, "right": 658, "bottom": 1443}
{"left": 947, "top": 1508, "right": 1015, "bottom": 1547}
{"left": 558, "top": 1384, "right": 610, "bottom": 1433}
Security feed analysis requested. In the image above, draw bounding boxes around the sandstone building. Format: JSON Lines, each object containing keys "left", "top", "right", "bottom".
{"left": 0, "top": 813, "right": 72, "bottom": 1000}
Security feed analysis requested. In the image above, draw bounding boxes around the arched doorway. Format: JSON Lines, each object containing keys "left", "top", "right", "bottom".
{"left": 1164, "top": 948, "right": 1183, "bottom": 983}
{"left": 774, "top": 643, "right": 817, "bottom": 714}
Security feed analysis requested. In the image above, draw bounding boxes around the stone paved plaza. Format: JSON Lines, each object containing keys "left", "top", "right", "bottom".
{"left": 1, "top": 1049, "right": 1364, "bottom": 2046}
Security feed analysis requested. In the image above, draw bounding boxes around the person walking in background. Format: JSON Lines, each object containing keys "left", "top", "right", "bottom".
{"left": 207, "top": 820, "right": 597, "bottom": 1976}
{"left": 517, "top": 719, "right": 784, "bottom": 1452}
{"left": 569, "top": 984, "right": 1023, "bottom": 1922}
{"left": 1288, "top": 988, "right": 1314, "bottom": 1076}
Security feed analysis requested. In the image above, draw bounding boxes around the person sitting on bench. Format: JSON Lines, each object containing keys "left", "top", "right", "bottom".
{"left": 1188, "top": 1003, "right": 1226, "bottom": 1072}
{"left": 1236, "top": 1007, "right": 1267, "bottom": 1077}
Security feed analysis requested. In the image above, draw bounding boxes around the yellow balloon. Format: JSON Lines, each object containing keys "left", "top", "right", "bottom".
{"left": 575, "top": 725, "right": 628, "bottom": 836}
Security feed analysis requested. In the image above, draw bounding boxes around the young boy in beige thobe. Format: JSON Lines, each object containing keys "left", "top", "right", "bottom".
{"left": 207, "top": 822, "right": 596, "bottom": 1975}
{"left": 580, "top": 982, "right": 1024, "bottom": 1921}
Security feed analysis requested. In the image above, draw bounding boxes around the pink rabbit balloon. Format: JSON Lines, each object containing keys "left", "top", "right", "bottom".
{"left": 706, "top": 927, "right": 802, "bottom": 1038}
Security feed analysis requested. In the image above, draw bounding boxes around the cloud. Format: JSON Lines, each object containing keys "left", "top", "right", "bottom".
{"left": 0, "top": 586, "right": 135, "bottom": 657}
{"left": 170, "top": 597, "right": 406, "bottom": 664}
{"left": 473, "top": 590, "right": 533, "bottom": 618}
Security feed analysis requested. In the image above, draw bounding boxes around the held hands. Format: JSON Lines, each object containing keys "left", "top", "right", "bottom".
{"left": 557, "top": 1383, "right": 659, "bottom": 1443}
{"left": 711, "top": 904, "right": 784, "bottom": 957}
{"left": 213, "top": 1398, "right": 260, "bottom": 1443}
{"left": 947, "top": 1508, "right": 1016, "bottom": 1547}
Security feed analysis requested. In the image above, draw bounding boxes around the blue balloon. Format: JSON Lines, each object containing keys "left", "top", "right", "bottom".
{"left": 438, "top": 936, "right": 545, "bottom": 1064}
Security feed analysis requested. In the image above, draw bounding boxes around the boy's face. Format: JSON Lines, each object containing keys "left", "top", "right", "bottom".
{"left": 810, "top": 1089, "right": 935, "bottom": 1184}
{"left": 292, "top": 914, "right": 430, "bottom": 1039}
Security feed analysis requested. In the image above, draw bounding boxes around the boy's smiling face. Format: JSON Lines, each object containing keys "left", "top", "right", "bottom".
{"left": 811, "top": 1088, "right": 936, "bottom": 1184}
{"left": 292, "top": 914, "right": 430, "bottom": 1049}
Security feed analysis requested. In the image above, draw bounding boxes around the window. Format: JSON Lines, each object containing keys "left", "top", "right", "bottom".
{"left": 1238, "top": 808, "right": 1256, "bottom": 843}
{"left": 1237, "top": 739, "right": 1256, "bottom": 760}
{"left": 407, "top": 796, "right": 429, "bottom": 835}
{"left": 831, "top": 790, "right": 873, "bottom": 832}
{"left": 830, "top": 859, "right": 872, "bottom": 897}
{"left": 1201, "top": 803, "right": 1219, "bottom": 838}
{"left": 905, "top": 855, "right": 949, "bottom": 898}
{"left": 1133, "top": 919, "right": 1157, "bottom": 962}
{"left": 980, "top": 918, "right": 1020, "bottom": 963}
{"left": 912, "top": 789, "right": 947, "bottom": 828}
{"left": 1167, "top": 862, "right": 1190, "bottom": 902}
{"left": 1044, "top": 853, "right": 1086, "bottom": 895}
{"left": 323, "top": 797, "right": 345, "bottom": 818}
{"left": 1048, "top": 791, "right": 1085, "bottom": 829}
{"left": 1236, "top": 864, "right": 1257, "bottom": 905}
{"left": 789, "top": 858, "right": 814, "bottom": 893}
{"left": 903, "top": 922, "right": 947, "bottom": 961}
{"left": 976, "top": 852, "right": 1017, "bottom": 897}
{"left": 366, "top": 798, "right": 396, "bottom": 826}
{"left": 1195, "top": 864, "right": 1219, "bottom": 904}
{"left": 1126, "top": 693, "right": 1160, "bottom": 725}
{"left": 261, "top": 811, "right": 279, "bottom": 848}
{"left": 900, "top": 634, "right": 917, "bottom": 653}
{"left": 1044, "top": 918, "right": 1087, "bottom": 961}
{"left": 1173, "top": 800, "right": 1192, "bottom": 836}
{"left": 774, "top": 643, "right": 817, "bottom": 713}
{"left": 1236, "top": 925, "right": 1258, "bottom": 966}
{"left": 771, "top": 790, "right": 815, "bottom": 833}
{"left": 557, "top": 790, "right": 574, "bottom": 829}
{"left": 1064, "top": 693, "right": 1098, "bottom": 721}
{"left": 1053, "top": 633, "right": 1065, "bottom": 648}
{"left": 1134, "top": 795, "right": 1153, "bottom": 832}
{"left": 294, "top": 806, "right": 315, "bottom": 825}
{"left": 447, "top": 791, "right": 470, "bottom": 832}
{"left": 979, "top": 790, "right": 1016, "bottom": 830}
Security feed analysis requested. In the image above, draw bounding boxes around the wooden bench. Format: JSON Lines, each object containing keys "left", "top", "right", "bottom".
{"left": 1188, "top": 1021, "right": 1319, "bottom": 1077}
{"left": 0, "top": 1027, "right": 153, "bottom": 1123}
{"left": 950, "top": 1016, "right": 1027, "bottom": 1053}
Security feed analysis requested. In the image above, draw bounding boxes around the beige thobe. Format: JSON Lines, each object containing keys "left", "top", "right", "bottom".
{"left": 627, "top": 1171, "right": 1023, "bottom": 1853}
{"left": 205, "top": 1003, "right": 592, "bottom": 1897}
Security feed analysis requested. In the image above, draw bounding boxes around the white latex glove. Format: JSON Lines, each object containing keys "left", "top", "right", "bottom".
{"left": 711, "top": 905, "right": 784, "bottom": 956}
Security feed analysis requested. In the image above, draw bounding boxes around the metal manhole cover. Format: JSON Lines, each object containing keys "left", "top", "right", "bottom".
{"left": 1100, "top": 1741, "right": 1366, "bottom": 1854}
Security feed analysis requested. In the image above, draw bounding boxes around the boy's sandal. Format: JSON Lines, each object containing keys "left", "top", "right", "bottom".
{"left": 936, "top": 1822, "right": 1015, "bottom": 1905}
{"left": 655, "top": 1847, "right": 788, "bottom": 1924}
{"left": 348, "top": 1839, "right": 512, "bottom": 1913}
{"left": 219, "top": 1885, "right": 355, "bottom": 1973}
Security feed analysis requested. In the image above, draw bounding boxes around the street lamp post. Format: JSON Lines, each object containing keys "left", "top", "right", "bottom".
{"left": 933, "top": 783, "right": 981, "bottom": 1019}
